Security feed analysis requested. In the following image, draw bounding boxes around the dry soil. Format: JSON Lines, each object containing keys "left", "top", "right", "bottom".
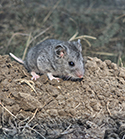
{"left": 0, "top": 55, "right": 125, "bottom": 139}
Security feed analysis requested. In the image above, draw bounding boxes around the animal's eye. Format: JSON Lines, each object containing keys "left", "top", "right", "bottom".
{"left": 69, "top": 61, "right": 75, "bottom": 67}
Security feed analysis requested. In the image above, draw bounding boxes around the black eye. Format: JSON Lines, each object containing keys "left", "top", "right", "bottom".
{"left": 69, "top": 61, "right": 75, "bottom": 66}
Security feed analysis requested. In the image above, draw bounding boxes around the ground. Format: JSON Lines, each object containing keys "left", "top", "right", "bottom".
{"left": 0, "top": 55, "right": 125, "bottom": 139}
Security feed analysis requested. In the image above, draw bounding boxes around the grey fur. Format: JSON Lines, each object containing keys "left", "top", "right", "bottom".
{"left": 10, "top": 39, "right": 85, "bottom": 80}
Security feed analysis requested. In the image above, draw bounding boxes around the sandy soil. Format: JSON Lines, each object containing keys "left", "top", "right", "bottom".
{"left": 0, "top": 55, "right": 125, "bottom": 139}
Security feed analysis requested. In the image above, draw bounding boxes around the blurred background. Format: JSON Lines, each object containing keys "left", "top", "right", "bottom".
{"left": 0, "top": 0, "right": 125, "bottom": 65}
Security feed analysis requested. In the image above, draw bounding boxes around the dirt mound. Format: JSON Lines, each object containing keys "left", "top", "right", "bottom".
{"left": 0, "top": 55, "right": 125, "bottom": 139}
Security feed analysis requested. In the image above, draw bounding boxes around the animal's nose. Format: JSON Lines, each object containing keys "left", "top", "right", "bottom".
{"left": 77, "top": 70, "right": 85, "bottom": 78}
{"left": 76, "top": 70, "right": 84, "bottom": 78}
{"left": 78, "top": 75, "right": 83, "bottom": 78}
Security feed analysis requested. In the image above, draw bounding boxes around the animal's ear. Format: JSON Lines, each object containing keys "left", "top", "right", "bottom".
{"left": 77, "top": 39, "right": 82, "bottom": 52}
{"left": 55, "top": 44, "right": 66, "bottom": 58}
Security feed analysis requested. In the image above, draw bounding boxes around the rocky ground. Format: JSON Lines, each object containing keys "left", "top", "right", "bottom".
{"left": 0, "top": 55, "right": 125, "bottom": 139}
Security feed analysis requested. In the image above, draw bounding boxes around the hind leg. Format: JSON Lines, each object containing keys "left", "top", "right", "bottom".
{"left": 31, "top": 71, "right": 40, "bottom": 80}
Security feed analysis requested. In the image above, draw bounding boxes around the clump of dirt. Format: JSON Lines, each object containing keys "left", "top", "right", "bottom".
{"left": 0, "top": 55, "right": 125, "bottom": 139}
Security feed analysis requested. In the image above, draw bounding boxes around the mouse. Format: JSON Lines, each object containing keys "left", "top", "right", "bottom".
{"left": 9, "top": 39, "right": 85, "bottom": 81}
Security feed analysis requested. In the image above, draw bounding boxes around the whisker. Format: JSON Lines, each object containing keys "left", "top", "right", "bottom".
{"left": 67, "top": 76, "right": 71, "bottom": 80}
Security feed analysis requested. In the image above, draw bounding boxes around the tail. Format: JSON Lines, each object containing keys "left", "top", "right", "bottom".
{"left": 9, "top": 53, "right": 24, "bottom": 64}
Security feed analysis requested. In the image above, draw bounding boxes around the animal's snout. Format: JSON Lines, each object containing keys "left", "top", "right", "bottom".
{"left": 76, "top": 70, "right": 84, "bottom": 78}
{"left": 78, "top": 74, "right": 83, "bottom": 78}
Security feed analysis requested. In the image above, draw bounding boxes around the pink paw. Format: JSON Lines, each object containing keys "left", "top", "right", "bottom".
{"left": 47, "top": 73, "right": 60, "bottom": 82}
{"left": 31, "top": 72, "right": 40, "bottom": 80}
